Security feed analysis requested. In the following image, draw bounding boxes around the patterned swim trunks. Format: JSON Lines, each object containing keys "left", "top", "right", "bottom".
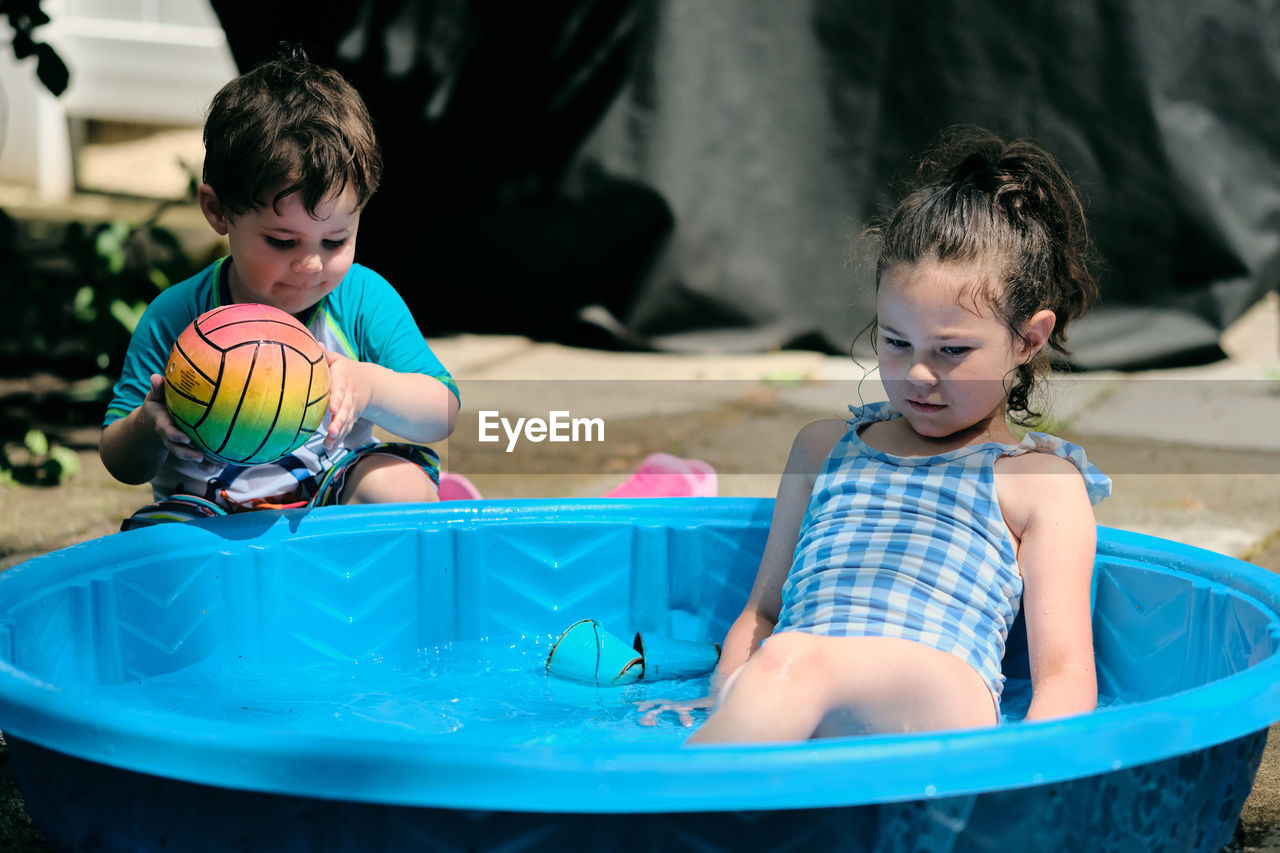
{"left": 120, "top": 442, "right": 440, "bottom": 531}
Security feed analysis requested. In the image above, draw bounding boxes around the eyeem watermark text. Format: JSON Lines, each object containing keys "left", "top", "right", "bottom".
{"left": 478, "top": 410, "right": 605, "bottom": 453}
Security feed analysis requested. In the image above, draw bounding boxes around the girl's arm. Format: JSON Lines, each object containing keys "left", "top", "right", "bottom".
{"left": 639, "top": 418, "right": 845, "bottom": 726}
{"left": 323, "top": 350, "right": 460, "bottom": 451}
{"left": 998, "top": 453, "right": 1099, "bottom": 721}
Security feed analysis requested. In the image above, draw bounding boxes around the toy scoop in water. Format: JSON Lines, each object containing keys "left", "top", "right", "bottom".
{"left": 545, "top": 619, "right": 721, "bottom": 685}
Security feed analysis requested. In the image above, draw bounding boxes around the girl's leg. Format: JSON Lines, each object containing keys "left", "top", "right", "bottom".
{"left": 688, "top": 632, "right": 837, "bottom": 743}
{"left": 688, "top": 632, "right": 996, "bottom": 744}
{"left": 339, "top": 455, "right": 439, "bottom": 504}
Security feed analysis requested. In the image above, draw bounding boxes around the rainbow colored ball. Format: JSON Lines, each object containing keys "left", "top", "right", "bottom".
{"left": 164, "top": 304, "right": 331, "bottom": 465}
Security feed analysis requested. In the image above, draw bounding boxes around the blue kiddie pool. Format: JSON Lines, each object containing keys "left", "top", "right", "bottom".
{"left": 0, "top": 499, "right": 1277, "bottom": 851}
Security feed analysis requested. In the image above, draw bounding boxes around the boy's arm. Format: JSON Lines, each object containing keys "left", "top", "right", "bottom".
{"left": 100, "top": 374, "right": 206, "bottom": 485}
{"left": 1000, "top": 453, "right": 1099, "bottom": 721}
{"left": 322, "top": 351, "right": 459, "bottom": 450}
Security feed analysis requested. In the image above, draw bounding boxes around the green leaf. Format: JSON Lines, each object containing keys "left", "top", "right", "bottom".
{"left": 109, "top": 299, "right": 148, "bottom": 333}
{"left": 95, "top": 222, "right": 130, "bottom": 274}
{"left": 24, "top": 429, "right": 48, "bottom": 457}
{"left": 73, "top": 285, "right": 97, "bottom": 321}
{"left": 67, "top": 374, "right": 113, "bottom": 402}
{"left": 49, "top": 446, "right": 80, "bottom": 478}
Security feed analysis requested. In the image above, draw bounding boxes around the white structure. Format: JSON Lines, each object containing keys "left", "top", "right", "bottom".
{"left": 0, "top": 0, "right": 236, "bottom": 199}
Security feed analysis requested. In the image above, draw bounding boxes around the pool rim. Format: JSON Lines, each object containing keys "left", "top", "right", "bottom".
{"left": 0, "top": 498, "right": 1276, "bottom": 814}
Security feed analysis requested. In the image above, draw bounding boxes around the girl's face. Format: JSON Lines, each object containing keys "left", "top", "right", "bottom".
{"left": 876, "top": 261, "right": 1051, "bottom": 442}
{"left": 199, "top": 184, "right": 360, "bottom": 317}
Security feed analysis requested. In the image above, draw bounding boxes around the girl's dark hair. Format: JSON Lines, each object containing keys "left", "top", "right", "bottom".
{"left": 202, "top": 43, "right": 381, "bottom": 218}
{"left": 874, "top": 127, "right": 1099, "bottom": 423}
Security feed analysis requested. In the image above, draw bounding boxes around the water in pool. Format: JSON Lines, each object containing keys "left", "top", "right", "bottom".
{"left": 95, "top": 636, "right": 1072, "bottom": 745}
{"left": 98, "top": 635, "right": 710, "bottom": 748}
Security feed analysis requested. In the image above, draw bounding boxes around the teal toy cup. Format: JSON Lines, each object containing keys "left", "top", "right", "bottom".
{"left": 546, "top": 620, "right": 722, "bottom": 685}
{"left": 632, "top": 633, "right": 721, "bottom": 681}
{"left": 545, "top": 619, "right": 643, "bottom": 686}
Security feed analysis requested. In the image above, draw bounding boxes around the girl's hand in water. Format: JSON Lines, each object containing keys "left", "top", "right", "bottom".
{"left": 636, "top": 696, "right": 715, "bottom": 727}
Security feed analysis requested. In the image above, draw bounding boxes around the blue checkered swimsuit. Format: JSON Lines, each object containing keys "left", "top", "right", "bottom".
{"left": 773, "top": 401, "right": 1111, "bottom": 706}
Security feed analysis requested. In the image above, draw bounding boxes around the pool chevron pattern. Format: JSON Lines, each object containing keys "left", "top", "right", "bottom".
{"left": 0, "top": 503, "right": 1276, "bottom": 851}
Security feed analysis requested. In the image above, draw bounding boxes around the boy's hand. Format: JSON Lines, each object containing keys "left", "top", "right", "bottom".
{"left": 137, "top": 373, "right": 207, "bottom": 461}
{"left": 100, "top": 373, "right": 216, "bottom": 485}
{"left": 143, "top": 373, "right": 206, "bottom": 464}
{"left": 318, "top": 346, "right": 454, "bottom": 447}
{"left": 323, "top": 348, "right": 372, "bottom": 452}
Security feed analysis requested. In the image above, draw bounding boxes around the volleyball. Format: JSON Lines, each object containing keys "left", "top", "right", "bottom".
{"left": 164, "top": 303, "right": 331, "bottom": 465}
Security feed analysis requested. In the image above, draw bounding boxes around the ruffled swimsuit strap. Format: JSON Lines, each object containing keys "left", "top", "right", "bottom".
{"left": 845, "top": 400, "right": 897, "bottom": 426}
{"left": 1000, "top": 432, "right": 1112, "bottom": 505}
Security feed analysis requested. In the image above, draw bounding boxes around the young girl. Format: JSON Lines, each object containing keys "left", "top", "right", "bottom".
{"left": 640, "top": 129, "right": 1111, "bottom": 740}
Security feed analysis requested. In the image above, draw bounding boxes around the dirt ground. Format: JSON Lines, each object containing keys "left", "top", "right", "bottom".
{"left": 2, "top": 375, "right": 1280, "bottom": 850}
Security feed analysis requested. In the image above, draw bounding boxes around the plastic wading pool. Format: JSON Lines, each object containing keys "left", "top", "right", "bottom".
{"left": 0, "top": 498, "right": 1277, "bottom": 852}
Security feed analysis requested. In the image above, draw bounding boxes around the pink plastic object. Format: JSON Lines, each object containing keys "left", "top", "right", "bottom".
{"left": 603, "top": 453, "right": 718, "bottom": 498}
{"left": 437, "top": 471, "right": 483, "bottom": 501}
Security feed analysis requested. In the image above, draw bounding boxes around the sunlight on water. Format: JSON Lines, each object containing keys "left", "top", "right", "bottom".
{"left": 96, "top": 637, "right": 1120, "bottom": 745}
{"left": 98, "top": 636, "right": 710, "bottom": 748}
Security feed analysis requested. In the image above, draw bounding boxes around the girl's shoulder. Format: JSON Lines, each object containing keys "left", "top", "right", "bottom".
{"left": 998, "top": 432, "right": 1111, "bottom": 505}
{"left": 788, "top": 418, "right": 849, "bottom": 478}
{"left": 996, "top": 448, "right": 1084, "bottom": 484}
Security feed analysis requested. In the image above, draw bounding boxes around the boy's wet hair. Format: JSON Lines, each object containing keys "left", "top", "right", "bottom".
{"left": 872, "top": 127, "right": 1099, "bottom": 423}
{"left": 202, "top": 43, "right": 381, "bottom": 218}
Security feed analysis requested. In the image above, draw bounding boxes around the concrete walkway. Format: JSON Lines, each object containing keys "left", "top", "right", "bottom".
{"left": 428, "top": 291, "right": 1280, "bottom": 563}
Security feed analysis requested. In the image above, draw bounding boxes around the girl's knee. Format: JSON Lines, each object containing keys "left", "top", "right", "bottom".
{"left": 748, "top": 632, "right": 829, "bottom": 684}
{"left": 339, "top": 456, "right": 439, "bottom": 505}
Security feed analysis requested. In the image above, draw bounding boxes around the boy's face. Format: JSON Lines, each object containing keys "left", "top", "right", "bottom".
{"left": 199, "top": 184, "right": 360, "bottom": 317}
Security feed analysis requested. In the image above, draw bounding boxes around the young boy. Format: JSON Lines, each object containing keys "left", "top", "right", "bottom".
{"left": 100, "top": 45, "right": 459, "bottom": 528}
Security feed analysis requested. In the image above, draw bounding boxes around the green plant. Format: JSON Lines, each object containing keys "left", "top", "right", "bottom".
{"left": 0, "top": 203, "right": 202, "bottom": 488}
{"left": 0, "top": 4, "right": 88, "bottom": 489}
{"left": 1, "top": 205, "right": 199, "bottom": 372}
{"left": 67, "top": 212, "right": 199, "bottom": 360}
{"left": 0, "top": 6, "right": 198, "bottom": 372}
{"left": 0, "top": 428, "right": 79, "bottom": 486}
